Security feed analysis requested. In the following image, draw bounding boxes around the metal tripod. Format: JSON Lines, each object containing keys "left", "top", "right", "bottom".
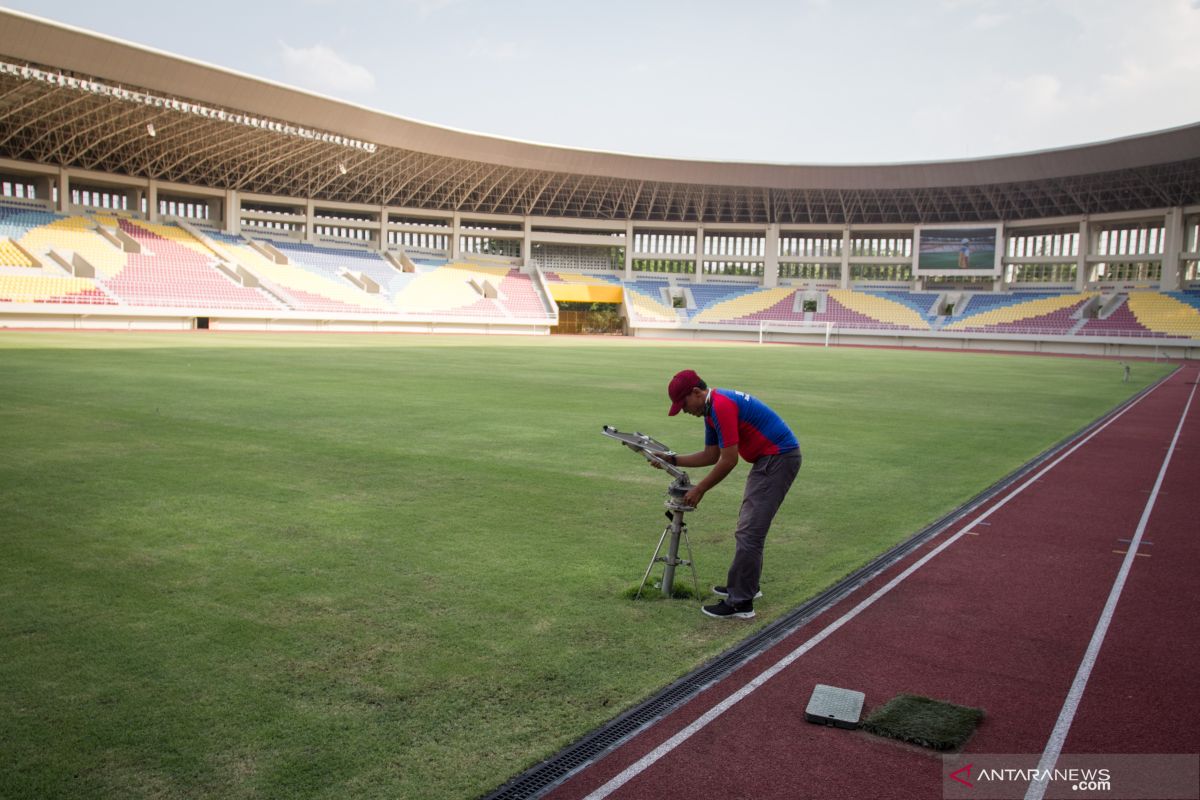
{"left": 635, "top": 476, "right": 701, "bottom": 601}
{"left": 600, "top": 426, "right": 701, "bottom": 602}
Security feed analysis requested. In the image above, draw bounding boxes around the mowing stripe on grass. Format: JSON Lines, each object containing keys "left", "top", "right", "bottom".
{"left": 1024, "top": 372, "right": 1197, "bottom": 800}
{"left": 482, "top": 368, "right": 1179, "bottom": 800}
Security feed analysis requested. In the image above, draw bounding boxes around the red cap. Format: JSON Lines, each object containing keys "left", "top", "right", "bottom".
{"left": 667, "top": 369, "right": 703, "bottom": 416}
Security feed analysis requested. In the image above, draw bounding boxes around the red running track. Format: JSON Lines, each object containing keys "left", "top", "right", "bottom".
{"left": 547, "top": 366, "right": 1200, "bottom": 800}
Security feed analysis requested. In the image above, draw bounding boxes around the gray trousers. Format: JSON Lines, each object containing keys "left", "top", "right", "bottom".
{"left": 725, "top": 452, "right": 801, "bottom": 606}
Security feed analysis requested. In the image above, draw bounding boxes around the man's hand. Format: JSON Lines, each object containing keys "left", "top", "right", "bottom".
{"left": 683, "top": 485, "right": 706, "bottom": 508}
{"left": 647, "top": 451, "right": 669, "bottom": 470}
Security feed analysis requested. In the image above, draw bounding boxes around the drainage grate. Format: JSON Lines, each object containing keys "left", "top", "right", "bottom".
{"left": 480, "top": 370, "right": 1175, "bottom": 800}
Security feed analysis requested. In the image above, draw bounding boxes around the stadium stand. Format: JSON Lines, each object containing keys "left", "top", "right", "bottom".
{"left": 0, "top": 15, "right": 1197, "bottom": 352}
{"left": 101, "top": 220, "right": 280, "bottom": 310}
{"left": 862, "top": 290, "right": 940, "bottom": 318}
{"left": 269, "top": 241, "right": 408, "bottom": 296}
{"left": 693, "top": 286, "right": 797, "bottom": 324}
{"left": 817, "top": 289, "right": 930, "bottom": 330}
{"left": 0, "top": 238, "right": 36, "bottom": 267}
{"left": 622, "top": 279, "right": 678, "bottom": 323}
{"left": 0, "top": 274, "right": 114, "bottom": 304}
{"left": 1126, "top": 292, "right": 1200, "bottom": 338}
{"left": 395, "top": 262, "right": 510, "bottom": 318}
{"left": 228, "top": 238, "right": 397, "bottom": 314}
{"left": 0, "top": 202, "right": 59, "bottom": 240}
{"left": 945, "top": 292, "right": 1096, "bottom": 334}
{"left": 1077, "top": 296, "right": 1161, "bottom": 337}
{"left": 19, "top": 215, "right": 130, "bottom": 278}
{"left": 684, "top": 284, "right": 761, "bottom": 322}
{"left": 496, "top": 269, "right": 554, "bottom": 319}
{"left": 953, "top": 291, "right": 1060, "bottom": 320}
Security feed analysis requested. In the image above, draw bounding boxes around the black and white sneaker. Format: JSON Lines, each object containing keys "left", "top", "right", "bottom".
{"left": 702, "top": 600, "right": 755, "bottom": 620}
{"left": 711, "top": 586, "right": 763, "bottom": 600}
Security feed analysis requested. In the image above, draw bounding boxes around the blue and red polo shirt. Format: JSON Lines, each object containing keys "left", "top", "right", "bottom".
{"left": 704, "top": 388, "right": 799, "bottom": 463}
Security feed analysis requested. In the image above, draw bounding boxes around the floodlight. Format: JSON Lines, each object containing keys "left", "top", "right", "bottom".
{"left": 146, "top": 123, "right": 156, "bottom": 137}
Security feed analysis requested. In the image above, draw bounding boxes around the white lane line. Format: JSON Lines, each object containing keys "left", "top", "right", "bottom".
{"left": 583, "top": 378, "right": 1172, "bottom": 800}
{"left": 1025, "top": 375, "right": 1197, "bottom": 800}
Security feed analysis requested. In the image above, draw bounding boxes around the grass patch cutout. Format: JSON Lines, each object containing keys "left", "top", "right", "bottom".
{"left": 862, "top": 694, "right": 984, "bottom": 751}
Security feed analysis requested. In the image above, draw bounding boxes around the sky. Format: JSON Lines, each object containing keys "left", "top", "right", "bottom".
{"left": 3, "top": 0, "right": 1199, "bottom": 164}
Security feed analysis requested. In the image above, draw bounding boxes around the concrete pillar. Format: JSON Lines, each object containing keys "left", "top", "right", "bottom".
{"left": 996, "top": 226, "right": 1009, "bottom": 290}
{"left": 145, "top": 181, "right": 158, "bottom": 222}
{"left": 522, "top": 217, "right": 533, "bottom": 267}
{"left": 224, "top": 190, "right": 239, "bottom": 236}
{"left": 1075, "top": 218, "right": 1089, "bottom": 291}
{"left": 379, "top": 206, "right": 389, "bottom": 253}
{"left": 1161, "top": 207, "right": 1184, "bottom": 292}
{"left": 32, "top": 176, "right": 54, "bottom": 205}
{"left": 56, "top": 169, "right": 69, "bottom": 213}
{"left": 305, "top": 199, "right": 316, "bottom": 243}
{"left": 450, "top": 212, "right": 461, "bottom": 260}
{"left": 840, "top": 228, "right": 851, "bottom": 289}
{"left": 624, "top": 220, "right": 634, "bottom": 280}
{"left": 693, "top": 226, "right": 705, "bottom": 283}
{"left": 207, "top": 197, "right": 223, "bottom": 228}
{"left": 763, "top": 223, "right": 780, "bottom": 288}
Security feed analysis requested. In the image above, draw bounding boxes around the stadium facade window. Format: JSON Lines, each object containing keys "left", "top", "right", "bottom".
{"left": 851, "top": 234, "right": 912, "bottom": 258}
{"left": 1185, "top": 217, "right": 1199, "bottom": 253}
{"left": 779, "top": 234, "right": 842, "bottom": 258}
{"left": 702, "top": 260, "right": 763, "bottom": 277}
{"left": 461, "top": 220, "right": 522, "bottom": 233}
{"left": 314, "top": 225, "right": 372, "bottom": 241}
{"left": 1006, "top": 263, "right": 1076, "bottom": 283}
{"left": 1006, "top": 229, "right": 1079, "bottom": 258}
{"left": 159, "top": 199, "right": 210, "bottom": 220}
{"left": 633, "top": 258, "right": 694, "bottom": 274}
{"left": 390, "top": 215, "right": 450, "bottom": 228}
{"left": 390, "top": 231, "right": 449, "bottom": 250}
{"left": 1093, "top": 261, "right": 1162, "bottom": 282}
{"left": 242, "top": 219, "right": 301, "bottom": 233}
{"left": 1, "top": 180, "right": 37, "bottom": 200}
{"left": 633, "top": 232, "right": 696, "bottom": 256}
{"left": 459, "top": 235, "right": 521, "bottom": 258}
{"left": 72, "top": 188, "right": 128, "bottom": 210}
{"left": 851, "top": 263, "right": 913, "bottom": 281}
{"left": 1096, "top": 224, "right": 1165, "bottom": 256}
{"left": 779, "top": 262, "right": 840, "bottom": 280}
{"left": 704, "top": 233, "right": 765, "bottom": 258}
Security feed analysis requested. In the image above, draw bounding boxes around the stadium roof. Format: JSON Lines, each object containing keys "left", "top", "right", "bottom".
{"left": 2, "top": 8, "right": 1199, "bottom": 225}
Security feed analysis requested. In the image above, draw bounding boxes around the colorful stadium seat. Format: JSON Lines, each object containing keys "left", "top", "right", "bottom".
{"left": 945, "top": 292, "right": 1096, "bottom": 334}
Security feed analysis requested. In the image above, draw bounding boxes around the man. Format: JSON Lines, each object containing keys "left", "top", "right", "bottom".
{"left": 656, "top": 369, "right": 801, "bottom": 620}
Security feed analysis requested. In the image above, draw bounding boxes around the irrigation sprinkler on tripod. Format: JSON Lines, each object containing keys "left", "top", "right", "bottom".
{"left": 601, "top": 426, "right": 701, "bottom": 601}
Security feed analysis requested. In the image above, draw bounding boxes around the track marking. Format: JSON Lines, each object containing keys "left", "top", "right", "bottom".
{"left": 1025, "top": 375, "right": 1196, "bottom": 800}
{"left": 1111, "top": 550, "right": 1151, "bottom": 557}
{"left": 582, "top": 377, "right": 1173, "bottom": 800}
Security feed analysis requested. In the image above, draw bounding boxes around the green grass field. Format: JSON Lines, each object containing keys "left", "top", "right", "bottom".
{"left": 0, "top": 332, "right": 1172, "bottom": 799}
